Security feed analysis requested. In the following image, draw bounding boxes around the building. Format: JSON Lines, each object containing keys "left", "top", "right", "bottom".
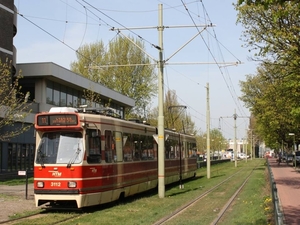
{"left": 0, "top": 1, "right": 16, "bottom": 72}
{"left": 228, "top": 139, "right": 249, "bottom": 154}
{"left": 0, "top": 1, "right": 135, "bottom": 173}
{"left": 0, "top": 62, "right": 135, "bottom": 173}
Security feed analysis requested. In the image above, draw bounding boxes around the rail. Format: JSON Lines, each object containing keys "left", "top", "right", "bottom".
{"left": 267, "top": 159, "right": 284, "bottom": 225}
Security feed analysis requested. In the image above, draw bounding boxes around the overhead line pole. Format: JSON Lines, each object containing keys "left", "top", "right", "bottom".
{"left": 220, "top": 112, "right": 249, "bottom": 167}
{"left": 89, "top": 4, "right": 239, "bottom": 198}
{"left": 157, "top": 4, "right": 165, "bottom": 198}
{"left": 234, "top": 109, "right": 237, "bottom": 167}
{"left": 206, "top": 83, "right": 211, "bottom": 178}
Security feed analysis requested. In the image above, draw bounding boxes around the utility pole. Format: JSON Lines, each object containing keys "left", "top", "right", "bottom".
{"left": 234, "top": 109, "right": 237, "bottom": 167}
{"left": 245, "top": 129, "right": 248, "bottom": 163}
{"left": 157, "top": 4, "right": 165, "bottom": 198}
{"left": 206, "top": 83, "right": 211, "bottom": 178}
{"left": 89, "top": 4, "right": 237, "bottom": 199}
{"left": 220, "top": 111, "right": 249, "bottom": 167}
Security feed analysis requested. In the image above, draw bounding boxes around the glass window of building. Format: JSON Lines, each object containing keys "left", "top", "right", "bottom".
{"left": 46, "top": 81, "right": 53, "bottom": 104}
{"left": 67, "top": 87, "right": 73, "bottom": 106}
{"left": 60, "top": 86, "right": 67, "bottom": 106}
{"left": 73, "top": 90, "right": 78, "bottom": 107}
{"left": 53, "top": 83, "right": 60, "bottom": 106}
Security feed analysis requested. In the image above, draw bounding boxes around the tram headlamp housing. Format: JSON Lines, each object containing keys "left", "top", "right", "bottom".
{"left": 68, "top": 181, "right": 77, "bottom": 188}
{"left": 37, "top": 181, "right": 44, "bottom": 188}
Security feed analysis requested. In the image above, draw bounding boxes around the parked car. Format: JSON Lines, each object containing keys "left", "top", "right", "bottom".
{"left": 293, "top": 151, "right": 300, "bottom": 166}
{"left": 238, "top": 153, "right": 249, "bottom": 159}
{"left": 282, "top": 153, "right": 287, "bottom": 162}
{"left": 286, "top": 154, "right": 294, "bottom": 163}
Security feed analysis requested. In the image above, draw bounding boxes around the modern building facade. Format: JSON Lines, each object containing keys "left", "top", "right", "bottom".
{"left": 0, "top": 63, "right": 135, "bottom": 173}
{"left": 0, "top": 1, "right": 135, "bottom": 173}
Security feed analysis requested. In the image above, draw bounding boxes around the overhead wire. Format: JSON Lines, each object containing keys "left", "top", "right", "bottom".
{"left": 18, "top": 0, "right": 248, "bottom": 137}
{"left": 180, "top": 0, "right": 249, "bottom": 134}
{"left": 81, "top": 0, "right": 161, "bottom": 50}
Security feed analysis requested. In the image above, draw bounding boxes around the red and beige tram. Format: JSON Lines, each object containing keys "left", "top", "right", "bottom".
{"left": 34, "top": 107, "right": 197, "bottom": 208}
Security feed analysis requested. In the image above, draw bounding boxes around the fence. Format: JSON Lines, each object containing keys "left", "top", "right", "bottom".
{"left": 267, "top": 160, "right": 284, "bottom": 225}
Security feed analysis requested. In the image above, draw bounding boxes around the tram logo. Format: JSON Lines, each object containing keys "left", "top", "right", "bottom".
{"left": 49, "top": 170, "right": 62, "bottom": 177}
{"left": 90, "top": 167, "right": 97, "bottom": 173}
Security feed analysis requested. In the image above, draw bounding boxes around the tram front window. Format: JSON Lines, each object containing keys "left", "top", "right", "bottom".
{"left": 36, "top": 132, "right": 83, "bottom": 165}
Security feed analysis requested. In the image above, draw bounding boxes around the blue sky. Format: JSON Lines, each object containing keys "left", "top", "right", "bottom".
{"left": 14, "top": 0, "right": 258, "bottom": 140}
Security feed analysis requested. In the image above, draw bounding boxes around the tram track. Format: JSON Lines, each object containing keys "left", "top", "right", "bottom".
{"left": 153, "top": 165, "right": 257, "bottom": 225}
{"left": 0, "top": 209, "right": 84, "bottom": 225}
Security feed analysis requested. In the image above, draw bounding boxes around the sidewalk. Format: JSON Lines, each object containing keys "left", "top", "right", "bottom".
{"left": 0, "top": 183, "right": 34, "bottom": 197}
{"left": 269, "top": 157, "right": 300, "bottom": 225}
{"left": 0, "top": 183, "right": 36, "bottom": 223}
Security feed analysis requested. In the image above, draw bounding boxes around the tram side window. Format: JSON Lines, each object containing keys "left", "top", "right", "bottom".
{"left": 123, "top": 133, "right": 133, "bottom": 161}
{"left": 113, "top": 131, "right": 123, "bottom": 162}
{"left": 133, "top": 134, "right": 140, "bottom": 160}
{"left": 174, "top": 139, "right": 180, "bottom": 159}
{"left": 181, "top": 141, "right": 186, "bottom": 159}
{"left": 166, "top": 138, "right": 178, "bottom": 159}
{"left": 191, "top": 142, "right": 197, "bottom": 157}
{"left": 105, "top": 130, "right": 113, "bottom": 163}
{"left": 141, "top": 135, "right": 154, "bottom": 160}
{"left": 165, "top": 139, "right": 171, "bottom": 159}
{"left": 86, "top": 129, "right": 101, "bottom": 164}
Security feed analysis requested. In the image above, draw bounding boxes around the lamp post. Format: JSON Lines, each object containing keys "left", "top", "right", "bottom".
{"left": 289, "top": 133, "right": 296, "bottom": 169}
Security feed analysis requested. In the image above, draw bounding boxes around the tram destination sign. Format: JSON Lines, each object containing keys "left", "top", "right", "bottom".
{"left": 37, "top": 114, "right": 78, "bottom": 126}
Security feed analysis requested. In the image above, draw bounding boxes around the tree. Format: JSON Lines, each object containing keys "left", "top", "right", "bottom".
{"left": 240, "top": 64, "right": 300, "bottom": 148}
{"left": 237, "top": 0, "right": 292, "bottom": 8}
{"left": 236, "top": 1, "right": 300, "bottom": 148}
{"left": 148, "top": 90, "right": 196, "bottom": 135}
{"left": 0, "top": 60, "right": 31, "bottom": 141}
{"left": 70, "top": 36, "right": 157, "bottom": 118}
{"left": 236, "top": 2, "right": 300, "bottom": 65}
{"left": 195, "top": 129, "right": 227, "bottom": 155}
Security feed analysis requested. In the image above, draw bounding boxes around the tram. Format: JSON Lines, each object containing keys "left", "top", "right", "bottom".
{"left": 33, "top": 107, "right": 197, "bottom": 208}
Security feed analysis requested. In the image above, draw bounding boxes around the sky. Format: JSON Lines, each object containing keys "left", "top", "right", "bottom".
{"left": 14, "top": 0, "right": 258, "bottom": 140}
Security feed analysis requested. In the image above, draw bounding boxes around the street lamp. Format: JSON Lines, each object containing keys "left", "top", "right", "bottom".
{"left": 289, "top": 133, "right": 296, "bottom": 169}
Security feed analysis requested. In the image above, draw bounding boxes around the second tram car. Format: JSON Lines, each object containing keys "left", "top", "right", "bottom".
{"left": 34, "top": 107, "right": 197, "bottom": 208}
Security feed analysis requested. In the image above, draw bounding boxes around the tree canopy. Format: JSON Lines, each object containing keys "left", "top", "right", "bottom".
{"left": 0, "top": 60, "right": 31, "bottom": 141}
{"left": 236, "top": 1, "right": 300, "bottom": 149}
{"left": 70, "top": 36, "right": 157, "bottom": 118}
{"left": 148, "top": 90, "right": 196, "bottom": 135}
{"left": 237, "top": 0, "right": 292, "bottom": 8}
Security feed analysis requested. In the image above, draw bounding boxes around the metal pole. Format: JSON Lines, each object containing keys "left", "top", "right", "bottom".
{"left": 234, "top": 109, "right": 237, "bottom": 167}
{"left": 179, "top": 133, "right": 183, "bottom": 189}
{"left": 206, "top": 83, "right": 211, "bottom": 178}
{"left": 158, "top": 4, "right": 165, "bottom": 198}
{"left": 244, "top": 135, "right": 247, "bottom": 163}
{"left": 157, "top": 4, "right": 165, "bottom": 198}
{"left": 294, "top": 135, "right": 296, "bottom": 169}
{"left": 25, "top": 169, "right": 28, "bottom": 200}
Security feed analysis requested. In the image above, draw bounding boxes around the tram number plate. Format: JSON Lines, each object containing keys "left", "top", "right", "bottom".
{"left": 51, "top": 182, "right": 61, "bottom": 187}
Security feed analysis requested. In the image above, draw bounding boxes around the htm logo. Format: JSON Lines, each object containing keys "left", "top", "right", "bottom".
{"left": 49, "top": 170, "right": 62, "bottom": 177}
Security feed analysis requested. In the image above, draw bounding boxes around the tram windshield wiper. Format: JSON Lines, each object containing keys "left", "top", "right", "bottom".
{"left": 67, "top": 143, "right": 81, "bottom": 168}
{"left": 37, "top": 149, "right": 45, "bottom": 167}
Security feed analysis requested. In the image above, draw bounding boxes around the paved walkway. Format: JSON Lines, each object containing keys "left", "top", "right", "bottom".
{"left": 269, "top": 157, "right": 300, "bottom": 225}
{"left": 0, "top": 182, "right": 34, "bottom": 198}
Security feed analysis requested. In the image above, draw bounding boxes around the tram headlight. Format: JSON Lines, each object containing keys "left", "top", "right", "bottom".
{"left": 68, "top": 181, "right": 77, "bottom": 188}
{"left": 37, "top": 181, "right": 44, "bottom": 188}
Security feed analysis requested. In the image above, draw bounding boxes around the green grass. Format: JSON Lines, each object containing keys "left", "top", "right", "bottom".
{"left": 10, "top": 159, "right": 272, "bottom": 225}
{"left": 0, "top": 177, "right": 34, "bottom": 186}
